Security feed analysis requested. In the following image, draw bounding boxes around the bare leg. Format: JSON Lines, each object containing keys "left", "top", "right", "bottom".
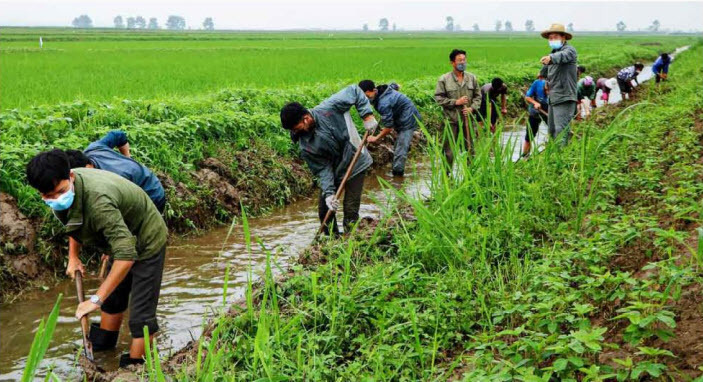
{"left": 100, "top": 311, "right": 123, "bottom": 331}
{"left": 129, "top": 334, "right": 156, "bottom": 359}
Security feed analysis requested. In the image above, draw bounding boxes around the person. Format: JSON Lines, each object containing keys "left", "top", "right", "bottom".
{"left": 522, "top": 74, "right": 549, "bottom": 158}
{"left": 577, "top": 65, "right": 586, "bottom": 77}
{"left": 358, "top": 80, "right": 421, "bottom": 177}
{"left": 280, "top": 85, "right": 377, "bottom": 236}
{"left": 576, "top": 76, "right": 597, "bottom": 120}
{"left": 616, "top": 62, "right": 644, "bottom": 99}
{"left": 651, "top": 53, "right": 671, "bottom": 83}
{"left": 64, "top": 130, "right": 166, "bottom": 213}
{"left": 434, "top": 48, "right": 482, "bottom": 168}
{"left": 539, "top": 23, "right": 578, "bottom": 146}
{"left": 478, "top": 77, "right": 508, "bottom": 133}
{"left": 596, "top": 77, "right": 615, "bottom": 105}
{"left": 25, "top": 150, "right": 168, "bottom": 368}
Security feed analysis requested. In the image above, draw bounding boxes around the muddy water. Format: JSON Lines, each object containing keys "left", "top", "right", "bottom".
{"left": 0, "top": 161, "right": 433, "bottom": 381}
{"left": 0, "top": 47, "right": 686, "bottom": 380}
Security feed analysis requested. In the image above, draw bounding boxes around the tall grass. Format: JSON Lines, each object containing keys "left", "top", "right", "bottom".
{"left": 21, "top": 294, "right": 62, "bottom": 382}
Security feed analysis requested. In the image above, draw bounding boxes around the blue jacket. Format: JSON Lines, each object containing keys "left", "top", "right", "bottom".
{"left": 84, "top": 130, "right": 166, "bottom": 208}
{"left": 374, "top": 85, "right": 421, "bottom": 132}
{"left": 651, "top": 56, "right": 670, "bottom": 74}
{"left": 297, "top": 85, "right": 374, "bottom": 197}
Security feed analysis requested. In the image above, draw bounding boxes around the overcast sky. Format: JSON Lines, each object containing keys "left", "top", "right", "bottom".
{"left": 0, "top": 0, "right": 701, "bottom": 32}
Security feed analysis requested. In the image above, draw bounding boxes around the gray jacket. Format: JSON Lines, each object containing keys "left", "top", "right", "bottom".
{"left": 297, "top": 85, "right": 374, "bottom": 197}
{"left": 434, "top": 71, "right": 482, "bottom": 125}
{"left": 540, "top": 43, "right": 578, "bottom": 105}
{"left": 375, "top": 85, "right": 421, "bottom": 131}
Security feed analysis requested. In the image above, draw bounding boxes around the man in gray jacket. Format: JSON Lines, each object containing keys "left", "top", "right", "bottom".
{"left": 359, "top": 80, "right": 421, "bottom": 177}
{"left": 280, "top": 85, "right": 377, "bottom": 235}
{"left": 539, "top": 23, "right": 578, "bottom": 146}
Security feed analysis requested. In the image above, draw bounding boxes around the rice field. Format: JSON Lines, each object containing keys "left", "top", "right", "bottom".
{"left": 2, "top": 27, "right": 702, "bottom": 381}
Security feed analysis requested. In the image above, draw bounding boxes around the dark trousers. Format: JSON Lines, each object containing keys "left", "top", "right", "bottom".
{"left": 526, "top": 112, "right": 548, "bottom": 143}
{"left": 101, "top": 246, "right": 166, "bottom": 338}
{"left": 318, "top": 172, "right": 366, "bottom": 235}
{"left": 443, "top": 119, "right": 476, "bottom": 169}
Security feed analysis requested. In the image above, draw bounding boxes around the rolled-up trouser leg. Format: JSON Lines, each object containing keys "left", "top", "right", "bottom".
{"left": 127, "top": 246, "right": 166, "bottom": 338}
{"left": 342, "top": 172, "right": 366, "bottom": 233}
{"left": 318, "top": 191, "right": 339, "bottom": 236}
{"left": 392, "top": 128, "right": 415, "bottom": 176}
{"left": 548, "top": 101, "right": 576, "bottom": 147}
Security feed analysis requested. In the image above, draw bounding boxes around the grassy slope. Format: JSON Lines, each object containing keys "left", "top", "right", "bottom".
{"left": 171, "top": 44, "right": 703, "bottom": 381}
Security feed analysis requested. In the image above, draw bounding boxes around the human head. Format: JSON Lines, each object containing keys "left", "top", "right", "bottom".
{"left": 491, "top": 77, "right": 505, "bottom": 91}
{"left": 64, "top": 149, "right": 94, "bottom": 168}
{"left": 661, "top": 53, "right": 670, "bottom": 63}
{"left": 634, "top": 62, "right": 644, "bottom": 72}
{"left": 26, "top": 149, "right": 75, "bottom": 200}
{"left": 280, "top": 102, "right": 314, "bottom": 141}
{"left": 541, "top": 23, "right": 572, "bottom": 41}
{"left": 449, "top": 49, "right": 467, "bottom": 72}
{"left": 358, "top": 80, "right": 377, "bottom": 100}
{"left": 578, "top": 65, "right": 586, "bottom": 76}
{"left": 583, "top": 76, "right": 594, "bottom": 87}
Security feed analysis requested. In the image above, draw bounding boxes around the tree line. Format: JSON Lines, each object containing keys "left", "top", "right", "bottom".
{"left": 71, "top": 15, "right": 215, "bottom": 30}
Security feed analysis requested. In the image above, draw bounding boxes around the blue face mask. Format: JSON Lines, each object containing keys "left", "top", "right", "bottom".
{"left": 549, "top": 40, "right": 563, "bottom": 50}
{"left": 44, "top": 185, "right": 75, "bottom": 211}
{"left": 456, "top": 63, "right": 466, "bottom": 72}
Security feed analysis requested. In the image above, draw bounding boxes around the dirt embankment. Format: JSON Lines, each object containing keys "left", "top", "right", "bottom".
{"left": 0, "top": 131, "right": 424, "bottom": 303}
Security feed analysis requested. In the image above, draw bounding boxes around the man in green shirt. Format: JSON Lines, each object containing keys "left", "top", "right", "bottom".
{"left": 435, "top": 48, "right": 482, "bottom": 169}
{"left": 25, "top": 149, "right": 168, "bottom": 367}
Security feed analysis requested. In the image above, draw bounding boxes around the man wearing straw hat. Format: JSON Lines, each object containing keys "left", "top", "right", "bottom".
{"left": 539, "top": 23, "right": 578, "bottom": 146}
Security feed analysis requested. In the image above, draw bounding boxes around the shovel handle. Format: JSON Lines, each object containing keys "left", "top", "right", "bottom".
{"left": 98, "top": 255, "right": 109, "bottom": 281}
{"left": 75, "top": 270, "right": 95, "bottom": 361}
{"left": 317, "top": 130, "right": 372, "bottom": 237}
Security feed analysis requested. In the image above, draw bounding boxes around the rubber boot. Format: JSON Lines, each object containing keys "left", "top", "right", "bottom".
{"left": 88, "top": 323, "right": 119, "bottom": 351}
{"left": 119, "top": 353, "right": 145, "bottom": 368}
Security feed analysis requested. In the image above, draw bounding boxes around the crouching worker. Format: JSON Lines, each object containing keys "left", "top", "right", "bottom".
{"left": 280, "top": 85, "right": 377, "bottom": 236}
{"left": 522, "top": 74, "right": 549, "bottom": 158}
{"left": 26, "top": 150, "right": 168, "bottom": 368}
{"left": 358, "top": 80, "right": 421, "bottom": 177}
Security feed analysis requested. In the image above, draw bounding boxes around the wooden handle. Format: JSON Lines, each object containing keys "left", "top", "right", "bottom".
{"left": 98, "top": 255, "right": 109, "bottom": 281}
{"left": 75, "top": 270, "right": 94, "bottom": 361}
{"left": 317, "top": 130, "right": 371, "bottom": 237}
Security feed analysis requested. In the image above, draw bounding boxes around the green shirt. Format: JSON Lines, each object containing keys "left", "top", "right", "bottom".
{"left": 55, "top": 168, "right": 167, "bottom": 261}
{"left": 434, "top": 71, "right": 482, "bottom": 125}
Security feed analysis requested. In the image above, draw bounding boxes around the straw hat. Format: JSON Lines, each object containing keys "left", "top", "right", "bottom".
{"left": 541, "top": 23, "right": 572, "bottom": 40}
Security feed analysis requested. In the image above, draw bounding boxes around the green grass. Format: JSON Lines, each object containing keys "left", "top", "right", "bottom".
{"left": 166, "top": 44, "right": 703, "bottom": 380}
{"left": 1, "top": 28, "right": 693, "bottom": 110}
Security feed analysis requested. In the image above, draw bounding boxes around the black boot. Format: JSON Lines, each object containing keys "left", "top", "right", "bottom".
{"left": 88, "top": 323, "right": 119, "bottom": 351}
{"left": 119, "top": 353, "right": 145, "bottom": 368}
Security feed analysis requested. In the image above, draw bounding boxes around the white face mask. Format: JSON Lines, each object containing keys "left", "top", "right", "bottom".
{"left": 548, "top": 39, "right": 563, "bottom": 50}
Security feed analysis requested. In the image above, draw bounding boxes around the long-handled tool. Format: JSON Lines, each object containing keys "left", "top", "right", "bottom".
{"left": 98, "top": 254, "right": 109, "bottom": 281}
{"left": 74, "top": 270, "right": 95, "bottom": 361}
{"left": 316, "top": 130, "right": 372, "bottom": 238}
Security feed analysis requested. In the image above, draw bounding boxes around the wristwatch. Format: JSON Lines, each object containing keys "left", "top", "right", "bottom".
{"left": 89, "top": 294, "right": 103, "bottom": 306}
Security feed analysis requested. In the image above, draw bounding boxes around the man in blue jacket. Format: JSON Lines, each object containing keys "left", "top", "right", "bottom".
{"left": 280, "top": 85, "right": 378, "bottom": 235}
{"left": 358, "top": 80, "right": 421, "bottom": 177}
{"left": 651, "top": 53, "right": 671, "bottom": 83}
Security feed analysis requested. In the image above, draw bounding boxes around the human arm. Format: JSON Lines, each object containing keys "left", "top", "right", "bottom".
{"left": 434, "top": 77, "right": 458, "bottom": 107}
{"left": 368, "top": 128, "right": 393, "bottom": 144}
{"left": 549, "top": 45, "right": 577, "bottom": 65}
{"left": 66, "top": 237, "right": 86, "bottom": 279}
{"left": 501, "top": 92, "right": 508, "bottom": 114}
{"left": 302, "top": 152, "right": 336, "bottom": 197}
{"left": 75, "top": 259, "right": 134, "bottom": 319}
{"left": 325, "top": 85, "right": 374, "bottom": 118}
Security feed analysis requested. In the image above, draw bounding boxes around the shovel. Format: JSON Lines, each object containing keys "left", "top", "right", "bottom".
{"left": 316, "top": 129, "right": 373, "bottom": 238}
{"left": 74, "top": 270, "right": 95, "bottom": 361}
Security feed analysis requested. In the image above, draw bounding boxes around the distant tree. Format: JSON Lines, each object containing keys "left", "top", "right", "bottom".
{"left": 362, "top": 23, "right": 368, "bottom": 31}
{"left": 616, "top": 21, "right": 626, "bottom": 32}
{"left": 649, "top": 19, "right": 660, "bottom": 32}
{"left": 495, "top": 20, "right": 502, "bottom": 32}
{"left": 135, "top": 16, "right": 146, "bottom": 29}
{"left": 379, "top": 18, "right": 389, "bottom": 31}
{"left": 148, "top": 17, "right": 159, "bottom": 29}
{"left": 114, "top": 15, "right": 125, "bottom": 29}
{"left": 504, "top": 20, "right": 513, "bottom": 32}
{"left": 392, "top": 23, "right": 396, "bottom": 32}
{"left": 472, "top": 23, "right": 480, "bottom": 32}
{"left": 525, "top": 19, "right": 534, "bottom": 32}
{"left": 71, "top": 15, "right": 93, "bottom": 28}
{"left": 126, "top": 16, "right": 136, "bottom": 29}
{"left": 567, "top": 22, "right": 574, "bottom": 32}
{"left": 166, "top": 15, "right": 186, "bottom": 30}
{"left": 445, "top": 16, "right": 454, "bottom": 32}
{"left": 203, "top": 17, "right": 214, "bottom": 30}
